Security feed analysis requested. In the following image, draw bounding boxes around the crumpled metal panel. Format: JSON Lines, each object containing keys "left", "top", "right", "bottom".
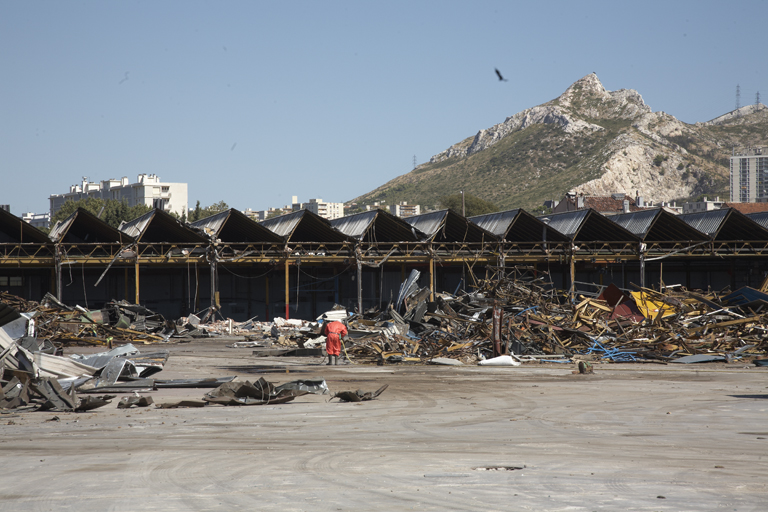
{"left": 69, "top": 344, "right": 140, "bottom": 369}
{"left": 119, "top": 210, "right": 155, "bottom": 239}
{"left": 48, "top": 215, "right": 75, "bottom": 242}
{"left": 396, "top": 269, "right": 421, "bottom": 312}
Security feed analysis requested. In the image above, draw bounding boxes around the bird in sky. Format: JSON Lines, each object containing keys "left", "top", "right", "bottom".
{"left": 495, "top": 68, "right": 508, "bottom": 82}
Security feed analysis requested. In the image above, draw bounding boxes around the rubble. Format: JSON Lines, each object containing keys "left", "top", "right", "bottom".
{"left": 312, "top": 266, "right": 768, "bottom": 367}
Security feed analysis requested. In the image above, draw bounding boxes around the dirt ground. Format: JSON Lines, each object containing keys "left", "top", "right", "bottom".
{"left": 1, "top": 339, "right": 767, "bottom": 512}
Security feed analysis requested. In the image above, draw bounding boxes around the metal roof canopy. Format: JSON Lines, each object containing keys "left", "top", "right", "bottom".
{"left": 404, "top": 209, "right": 496, "bottom": 243}
{"left": 541, "top": 209, "right": 639, "bottom": 242}
{"left": 49, "top": 208, "right": 134, "bottom": 244}
{"left": 0, "top": 207, "right": 50, "bottom": 244}
{"left": 261, "top": 209, "right": 349, "bottom": 243}
{"left": 680, "top": 208, "right": 768, "bottom": 241}
{"left": 189, "top": 209, "right": 283, "bottom": 243}
{"left": 610, "top": 208, "right": 708, "bottom": 242}
{"left": 746, "top": 211, "right": 768, "bottom": 230}
{"left": 120, "top": 209, "right": 208, "bottom": 243}
{"left": 331, "top": 209, "right": 425, "bottom": 242}
{"left": 470, "top": 209, "right": 568, "bottom": 242}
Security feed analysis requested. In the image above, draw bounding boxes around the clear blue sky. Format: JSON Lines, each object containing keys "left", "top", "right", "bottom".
{"left": 2, "top": 0, "right": 766, "bottom": 216}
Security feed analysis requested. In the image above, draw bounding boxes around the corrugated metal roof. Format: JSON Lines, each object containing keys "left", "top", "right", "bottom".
{"left": 260, "top": 210, "right": 303, "bottom": 239}
{"left": 50, "top": 208, "right": 133, "bottom": 244}
{"left": 404, "top": 209, "right": 496, "bottom": 243}
{"left": 0, "top": 207, "right": 50, "bottom": 244}
{"left": 678, "top": 209, "right": 729, "bottom": 236}
{"left": 120, "top": 210, "right": 154, "bottom": 239}
{"left": 609, "top": 209, "right": 659, "bottom": 237}
{"left": 469, "top": 210, "right": 521, "bottom": 237}
{"left": 540, "top": 210, "right": 589, "bottom": 238}
{"left": 261, "top": 209, "right": 349, "bottom": 243}
{"left": 190, "top": 209, "right": 283, "bottom": 243}
{"left": 541, "top": 209, "right": 638, "bottom": 242}
{"left": 189, "top": 209, "right": 230, "bottom": 236}
{"left": 610, "top": 208, "right": 708, "bottom": 241}
{"left": 403, "top": 210, "right": 447, "bottom": 239}
{"left": 120, "top": 209, "right": 207, "bottom": 243}
{"left": 331, "top": 211, "right": 378, "bottom": 239}
{"left": 331, "top": 210, "right": 425, "bottom": 242}
{"left": 747, "top": 211, "right": 768, "bottom": 230}
{"left": 470, "top": 209, "right": 569, "bottom": 242}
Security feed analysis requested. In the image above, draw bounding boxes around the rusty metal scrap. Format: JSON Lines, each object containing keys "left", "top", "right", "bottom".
{"left": 336, "top": 267, "right": 768, "bottom": 365}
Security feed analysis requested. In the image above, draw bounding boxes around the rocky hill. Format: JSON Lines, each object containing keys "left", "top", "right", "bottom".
{"left": 353, "top": 74, "right": 768, "bottom": 211}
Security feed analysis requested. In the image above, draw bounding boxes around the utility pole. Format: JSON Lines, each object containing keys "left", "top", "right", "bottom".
{"left": 461, "top": 190, "right": 465, "bottom": 217}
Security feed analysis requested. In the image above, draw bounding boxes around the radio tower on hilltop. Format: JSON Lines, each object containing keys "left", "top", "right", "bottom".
{"left": 757, "top": 91, "right": 761, "bottom": 107}
{"left": 736, "top": 84, "right": 741, "bottom": 117}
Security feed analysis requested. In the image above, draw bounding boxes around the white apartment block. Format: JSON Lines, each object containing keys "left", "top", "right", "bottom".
{"left": 290, "top": 196, "right": 344, "bottom": 220}
{"left": 390, "top": 201, "right": 421, "bottom": 218}
{"left": 730, "top": 147, "right": 768, "bottom": 202}
{"left": 682, "top": 196, "right": 725, "bottom": 214}
{"left": 22, "top": 212, "right": 51, "bottom": 229}
{"left": 49, "top": 175, "right": 188, "bottom": 217}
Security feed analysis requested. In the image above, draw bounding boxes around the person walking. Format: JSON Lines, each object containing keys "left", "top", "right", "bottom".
{"left": 322, "top": 314, "right": 348, "bottom": 365}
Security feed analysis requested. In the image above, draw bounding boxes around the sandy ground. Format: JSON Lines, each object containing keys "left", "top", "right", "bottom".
{"left": 1, "top": 339, "right": 767, "bottom": 512}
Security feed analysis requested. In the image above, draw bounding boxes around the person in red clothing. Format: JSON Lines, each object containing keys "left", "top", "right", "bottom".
{"left": 322, "top": 314, "right": 348, "bottom": 365}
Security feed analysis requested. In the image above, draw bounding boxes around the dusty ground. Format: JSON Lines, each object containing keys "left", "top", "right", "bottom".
{"left": 1, "top": 339, "right": 767, "bottom": 512}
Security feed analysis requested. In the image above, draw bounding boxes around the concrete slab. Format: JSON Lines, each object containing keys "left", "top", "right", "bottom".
{"left": 1, "top": 340, "right": 766, "bottom": 511}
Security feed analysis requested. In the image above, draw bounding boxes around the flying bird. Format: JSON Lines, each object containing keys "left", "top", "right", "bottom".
{"left": 495, "top": 68, "right": 508, "bottom": 82}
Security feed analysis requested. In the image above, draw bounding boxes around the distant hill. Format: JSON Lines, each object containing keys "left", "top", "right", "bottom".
{"left": 353, "top": 74, "right": 768, "bottom": 211}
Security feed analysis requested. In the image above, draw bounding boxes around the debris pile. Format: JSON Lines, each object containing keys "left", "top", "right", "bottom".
{"left": 331, "top": 268, "right": 768, "bottom": 366}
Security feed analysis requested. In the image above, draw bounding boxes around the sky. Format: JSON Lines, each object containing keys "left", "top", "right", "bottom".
{"left": 2, "top": 0, "right": 767, "bottom": 217}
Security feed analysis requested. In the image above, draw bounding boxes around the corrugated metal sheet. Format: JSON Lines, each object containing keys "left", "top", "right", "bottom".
{"left": 469, "top": 210, "right": 521, "bottom": 237}
{"left": 609, "top": 209, "right": 659, "bottom": 237}
{"left": 611, "top": 208, "right": 708, "bottom": 242}
{"left": 50, "top": 208, "right": 133, "bottom": 244}
{"left": 331, "top": 211, "right": 378, "bottom": 239}
{"left": 404, "top": 210, "right": 447, "bottom": 239}
{"left": 260, "top": 210, "right": 303, "bottom": 238}
{"left": 119, "top": 209, "right": 207, "bottom": 243}
{"left": 119, "top": 210, "right": 155, "bottom": 239}
{"left": 678, "top": 209, "right": 729, "bottom": 236}
{"left": 48, "top": 216, "right": 75, "bottom": 242}
{"left": 331, "top": 209, "right": 425, "bottom": 242}
{"left": 747, "top": 211, "right": 768, "bottom": 230}
{"left": 261, "top": 209, "right": 349, "bottom": 243}
{"left": 540, "top": 210, "right": 589, "bottom": 238}
{"left": 189, "top": 209, "right": 230, "bottom": 237}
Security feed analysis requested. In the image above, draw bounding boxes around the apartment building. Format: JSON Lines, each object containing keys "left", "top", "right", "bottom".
{"left": 730, "top": 147, "right": 768, "bottom": 202}
{"left": 49, "top": 175, "right": 188, "bottom": 217}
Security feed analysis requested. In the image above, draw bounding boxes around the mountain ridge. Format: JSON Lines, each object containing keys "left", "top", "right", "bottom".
{"left": 353, "top": 74, "right": 768, "bottom": 211}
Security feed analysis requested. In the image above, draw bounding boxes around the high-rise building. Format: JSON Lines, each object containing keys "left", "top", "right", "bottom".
{"left": 389, "top": 202, "right": 421, "bottom": 218}
{"left": 730, "top": 147, "right": 768, "bottom": 202}
{"left": 290, "top": 197, "right": 344, "bottom": 220}
{"left": 49, "top": 175, "right": 188, "bottom": 217}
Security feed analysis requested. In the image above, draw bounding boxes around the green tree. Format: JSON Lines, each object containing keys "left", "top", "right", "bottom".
{"left": 49, "top": 198, "right": 152, "bottom": 229}
{"left": 189, "top": 200, "right": 202, "bottom": 222}
{"left": 192, "top": 200, "right": 230, "bottom": 222}
{"left": 439, "top": 193, "right": 498, "bottom": 217}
